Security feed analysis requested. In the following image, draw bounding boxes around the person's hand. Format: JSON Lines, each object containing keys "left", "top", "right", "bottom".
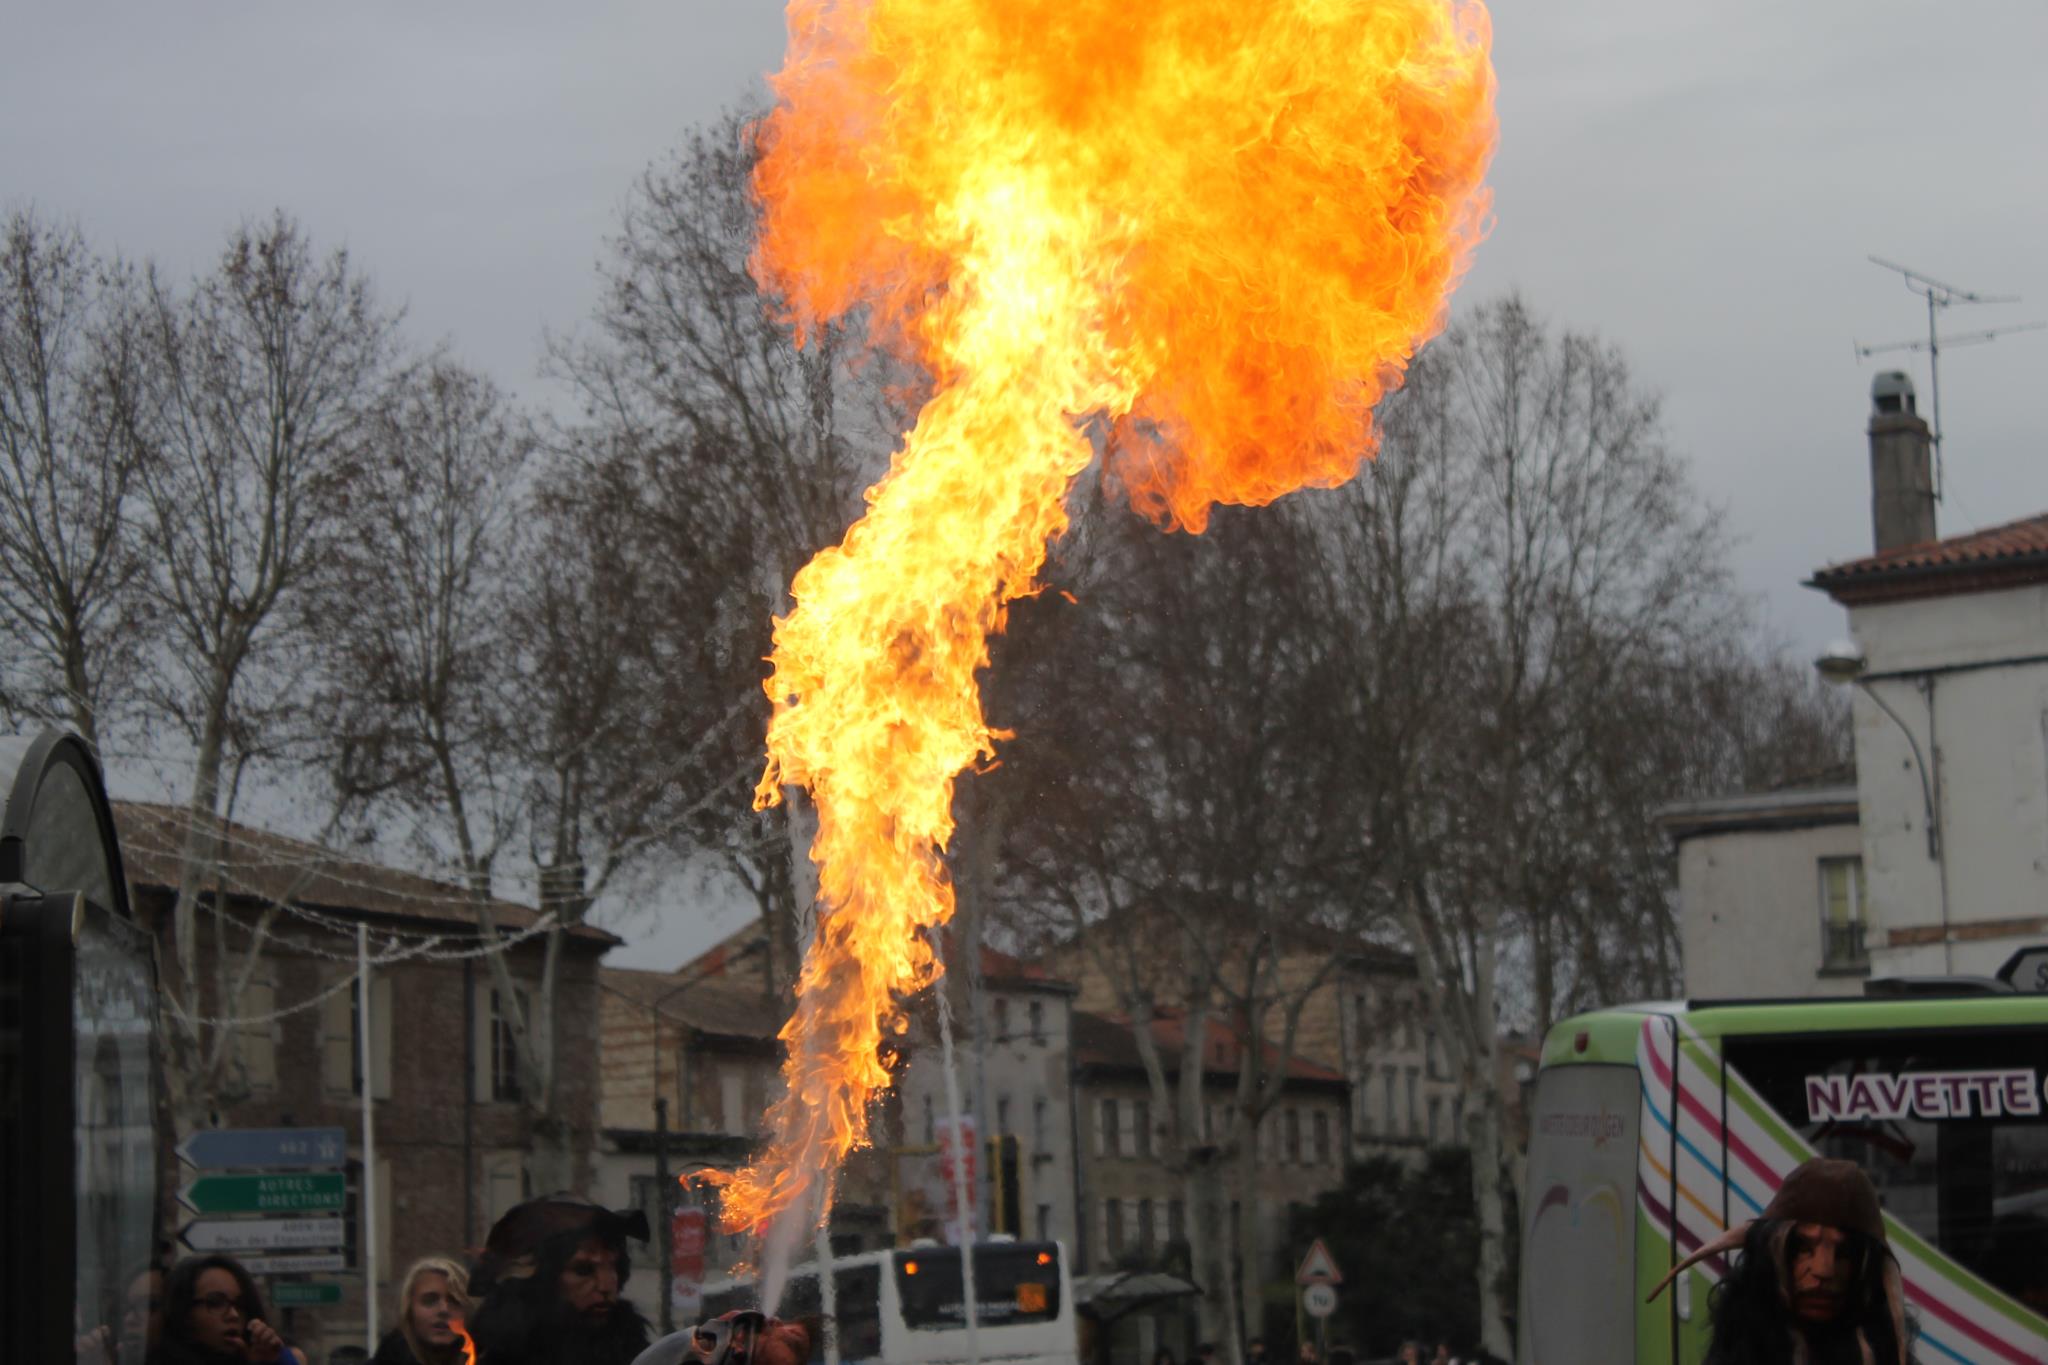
{"left": 75, "top": 1324, "right": 115, "bottom": 1365}
{"left": 243, "top": 1318, "right": 286, "bottom": 1364}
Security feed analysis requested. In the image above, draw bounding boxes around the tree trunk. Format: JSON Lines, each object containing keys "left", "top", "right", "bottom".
{"left": 1234, "top": 1128, "right": 1266, "bottom": 1350}
{"left": 1468, "top": 1087, "right": 1514, "bottom": 1360}
{"left": 1188, "top": 1153, "right": 1241, "bottom": 1363}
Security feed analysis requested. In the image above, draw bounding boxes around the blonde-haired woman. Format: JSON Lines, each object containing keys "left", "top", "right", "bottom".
{"left": 373, "top": 1257, "right": 472, "bottom": 1365}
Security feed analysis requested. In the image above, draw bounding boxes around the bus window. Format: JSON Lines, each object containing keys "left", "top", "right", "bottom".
{"left": 1723, "top": 1029, "right": 2048, "bottom": 1317}
{"left": 892, "top": 1243, "right": 1063, "bottom": 1330}
{"left": 1519, "top": 1064, "right": 1639, "bottom": 1365}
{"left": 832, "top": 1265, "right": 882, "bottom": 1363}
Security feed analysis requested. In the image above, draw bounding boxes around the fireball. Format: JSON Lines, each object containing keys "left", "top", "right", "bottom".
{"left": 720, "top": 0, "right": 1496, "bottom": 1239}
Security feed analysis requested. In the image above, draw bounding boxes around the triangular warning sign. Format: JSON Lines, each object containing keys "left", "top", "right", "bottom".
{"left": 1296, "top": 1238, "right": 1342, "bottom": 1285}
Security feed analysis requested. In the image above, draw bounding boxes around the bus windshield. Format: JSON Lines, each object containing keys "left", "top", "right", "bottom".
{"left": 1723, "top": 1026, "right": 2048, "bottom": 1316}
{"left": 892, "top": 1243, "right": 1064, "bottom": 1331}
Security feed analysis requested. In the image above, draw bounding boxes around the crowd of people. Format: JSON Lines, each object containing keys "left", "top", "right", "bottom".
{"left": 80, "top": 1196, "right": 662, "bottom": 1365}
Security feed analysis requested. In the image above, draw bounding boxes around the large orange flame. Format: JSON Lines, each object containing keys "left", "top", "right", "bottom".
{"left": 721, "top": 0, "right": 1496, "bottom": 1238}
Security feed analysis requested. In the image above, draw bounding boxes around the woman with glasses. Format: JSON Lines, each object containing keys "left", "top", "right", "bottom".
{"left": 160, "top": 1257, "right": 303, "bottom": 1365}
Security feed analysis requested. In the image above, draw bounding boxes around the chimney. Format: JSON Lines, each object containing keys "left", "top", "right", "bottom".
{"left": 1867, "top": 370, "right": 1935, "bottom": 553}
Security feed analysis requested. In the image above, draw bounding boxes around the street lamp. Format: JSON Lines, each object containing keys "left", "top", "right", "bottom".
{"left": 1813, "top": 641, "right": 1940, "bottom": 861}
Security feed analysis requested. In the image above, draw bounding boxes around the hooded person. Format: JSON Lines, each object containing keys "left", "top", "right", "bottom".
{"left": 466, "top": 1195, "right": 654, "bottom": 1365}
{"left": 1647, "top": 1157, "right": 1915, "bottom": 1365}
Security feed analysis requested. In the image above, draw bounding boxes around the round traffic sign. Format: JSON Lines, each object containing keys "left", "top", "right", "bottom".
{"left": 1303, "top": 1283, "right": 1338, "bottom": 1319}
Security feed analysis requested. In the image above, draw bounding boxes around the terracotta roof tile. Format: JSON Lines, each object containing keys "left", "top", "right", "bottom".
{"left": 1809, "top": 512, "right": 2048, "bottom": 604}
{"left": 1071, "top": 1008, "right": 1345, "bottom": 1084}
{"left": 600, "top": 966, "right": 788, "bottom": 1038}
{"left": 114, "top": 800, "right": 619, "bottom": 944}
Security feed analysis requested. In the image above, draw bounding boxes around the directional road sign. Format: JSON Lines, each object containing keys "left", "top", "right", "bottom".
{"left": 180, "top": 1217, "right": 346, "bottom": 1254}
{"left": 1295, "top": 1238, "right": 1342, "bottom": 1285}
{"left": 178, "top": 1127, "right": 347, "bottom": 1171}
{"left": 179, "top": 1173, "right": 346, "bottom": 1216}
{"left": 238, "top": 1253, "right": 350, "bottom": 1277}
{"left": 1302, "top": 1283, "right": 1339, "bottom": 1319}
{"left": 270, "top": 1282, "right": 345, "bottom": 1307}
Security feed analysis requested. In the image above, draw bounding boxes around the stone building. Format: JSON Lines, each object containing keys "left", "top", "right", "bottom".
{"left": 114, "top": 801, "right": 616, "bottom": 1361}
{"left": 1043, "top": 913, "right": 1459, "bottom": 1160}
{"left": 1068, "top": 1008, "right": 1350, "bottom": 1280}
{"left": 592, "top": 964, "right": 786, "bottom": 1326}
{"left": 888, "top": 944, "right": 1081, "bottom": 1248}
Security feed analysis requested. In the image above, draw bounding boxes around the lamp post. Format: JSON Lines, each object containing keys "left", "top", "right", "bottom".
{"left": 1816, "top": 639, "right": 1952, "bottom": 971}
{"left": 1814, "top": 641, "right": 1940, "bottom": 860}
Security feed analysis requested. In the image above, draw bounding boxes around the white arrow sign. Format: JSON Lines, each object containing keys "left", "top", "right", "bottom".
{"left": 180, "top": 1217, "right": 347, "bottom": 1253}
{"left": 235, "top": 1252, "right": 349, "bottom": 1276}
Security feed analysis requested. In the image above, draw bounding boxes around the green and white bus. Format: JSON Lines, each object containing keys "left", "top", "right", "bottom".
{"left": 1517, "top": 987, "right": 2048, "bottom": 1363}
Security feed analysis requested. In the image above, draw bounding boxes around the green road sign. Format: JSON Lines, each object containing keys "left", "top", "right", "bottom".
{"left": 270, "top": 1282, "right": 344, "bottom": 1307}
{"left": 178, "top": 1173, "right": 346, "bottom": 1215}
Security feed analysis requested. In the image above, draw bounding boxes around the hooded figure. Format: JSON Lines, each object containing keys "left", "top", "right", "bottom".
{"left": 466, "top": 1196, "right": 654, "bottom": 1365}
{"left": 1648, "top": 1158, "right": 1915, "bottom": 1365}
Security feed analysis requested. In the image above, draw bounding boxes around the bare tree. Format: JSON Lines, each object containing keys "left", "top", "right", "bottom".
{"left": 990, "top": 489, "right": 1366, "bottom": 1354}
{"left": 0, "top": 210, "right": 154, "bottom": 745}
{"left": 132, "top": 211, "right": 397, "bottom": 1130}
{"left": 552, "top": 107, "right": 901, "bottom": 997}
{"left": 1310, "top": 295, "right": 1838, "bottom": 1354}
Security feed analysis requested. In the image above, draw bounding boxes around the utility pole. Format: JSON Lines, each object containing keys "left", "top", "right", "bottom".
{"left": 358, "top": 925, "right": 380, "bottom": 1351}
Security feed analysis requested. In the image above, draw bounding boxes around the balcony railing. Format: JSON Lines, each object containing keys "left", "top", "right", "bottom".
{"left": 1822, "top": 920, "right": 1869, "bottom": 971}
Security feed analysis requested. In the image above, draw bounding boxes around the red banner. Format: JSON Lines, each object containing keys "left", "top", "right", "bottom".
{"left": 671, "top": 1206, "right": 706, "bottom": 1320}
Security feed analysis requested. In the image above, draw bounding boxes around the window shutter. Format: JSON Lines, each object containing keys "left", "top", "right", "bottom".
{"left": 471, "top": 979, "right": 491, "bottom": 1100}
{"left": 238, "top": 972, "right": 278, "bottom": 1092}
{"left": 320, "top": 971, "right": 354, "bottom": 1095}
{"left": 371, "top": 974, "right": 395, "bottom": 1100}
{"left": 1117, "top": 1100, "right": 1136, "bottom": 1158}
{"left": 1093, "top": 1098, "right": 1106, "bottom": 1156}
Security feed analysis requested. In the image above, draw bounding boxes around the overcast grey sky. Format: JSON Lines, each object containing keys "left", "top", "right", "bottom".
{"left": 7, "top": 1, "right": 2045, "bottom": 965}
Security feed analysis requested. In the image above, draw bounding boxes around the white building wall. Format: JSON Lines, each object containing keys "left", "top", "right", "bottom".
{"left": 1677, "top": 822, "right": 1866, "bottom": 999}
{"left": 894, "top": 984, "right": 1077, "bottom": 1249}
{"left": 1848, "top": 583, "right": 2048, "bottom": 977}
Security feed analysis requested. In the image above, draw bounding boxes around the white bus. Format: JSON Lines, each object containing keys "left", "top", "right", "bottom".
{"left": 698, "top": 1239, "right": 1079, "bottom": 1365}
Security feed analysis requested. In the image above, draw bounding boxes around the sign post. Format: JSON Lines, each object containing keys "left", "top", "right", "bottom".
{"left": 1296, "top": 1239, "right": 1342, "bottom": 1357}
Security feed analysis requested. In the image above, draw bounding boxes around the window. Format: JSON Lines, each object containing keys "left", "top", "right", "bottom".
{"left": 1099, "top": 1097, "right": 1121, "bottom": 1156}
{"left": 489, "top": 988, "right": 524, "bottom": 1102}
{"left": 1818, "top": 856, "right": 1870, "bottom": 970}
{"left": 1032, "top": 1096, "right": 1048, "bottom": 1150}
{"left": 482, "top": 1148, "right": 526, "bottom": 1227}
{"left": 1104, "top": 1198, "right": 1124, "bottom": 1257}
{"left": 1382, "top": 1065, "right": 1398, "bottom": 1134}
{"left": 235, "top": 970, "right": 277, "bottom": 1092}
{"left": 1312, "top": 1110, "right": 1330, "bottom": 1164}
{"left": 1168, "top": 1198, "right": 1186, "bottom": 1244}
{"left": 1028, "top": 1000, "right": 1044, "bottom": 1041}
{"left": 1406, "top": 1067, "right": 1421, "bottom": 1137}
{"left": 1723, "top": 1027, "right": 2048, "bottom": 1314}
{"left": 1037, "top": 1202, "right": 1053, "bottom": 1241}
{"left": 1137, "top": 1198, "right": 1156, "bottom": 1254}
{"left": 324, "top": 969, "right": 391, "bottom": 1099}
{"left": 1427, "top": 1096, "right": 1441, "bottom": 1145}
{"left": 996, "top": 1094, "right": 1012, "bottom": 1135}
{"left": 1425, "top": 1026, "right": 1440, "bottom": 1079}
{"left": 993, "top": 998, "right": 1010, "bottom": 1039}
{"left": 1283, "top": 1107, "right": 1302, "bottom": 1162}
{"left": 722, "top": 1070, "right": 749, "bottom": 1137}
{"left": 1134, "top": 1098, "right": 1152, "bottom": 1158}
{"left": 1452, "top": 1094, "right": 1465, "bottom": 1142}
{"left": 1352, "top": 991, "right": 1369, "bottom": 1053}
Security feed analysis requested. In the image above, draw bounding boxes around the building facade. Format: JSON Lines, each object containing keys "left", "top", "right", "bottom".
{"left": 115, "top": 801, "right": 615, "bottom": 1362}
{"left": 1659, "top": 784, "right": 1866, "bottom": 997}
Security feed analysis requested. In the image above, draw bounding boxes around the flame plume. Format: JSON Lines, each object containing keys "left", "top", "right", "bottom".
{"left": 721, "top": 0, "right": 1496, "bottom": 1240}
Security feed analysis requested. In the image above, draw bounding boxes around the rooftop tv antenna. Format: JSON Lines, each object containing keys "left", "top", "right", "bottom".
{"left": 1855, "top": 256, "right": 2044, "bottom": 500}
